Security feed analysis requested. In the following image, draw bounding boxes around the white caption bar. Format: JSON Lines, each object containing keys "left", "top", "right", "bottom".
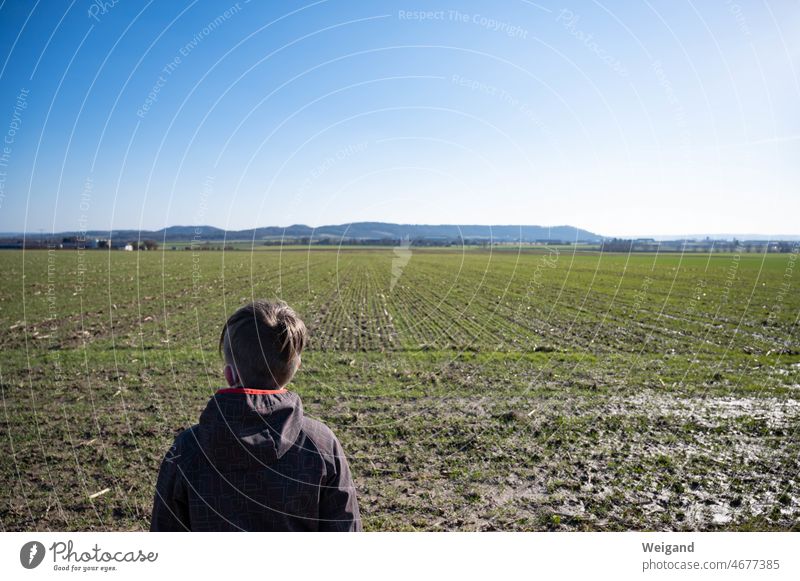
{"left": 1, "top": 532, "right": 796, "bottom": 580}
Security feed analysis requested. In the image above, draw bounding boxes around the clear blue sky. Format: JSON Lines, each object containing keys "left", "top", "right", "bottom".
{"left": 0, "top": 0, "right": 797, "bottom": 236}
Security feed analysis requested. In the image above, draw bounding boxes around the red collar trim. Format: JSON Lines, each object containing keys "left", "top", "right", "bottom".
{"left": 215, "top": 387, "right": 288, "bottom": 395}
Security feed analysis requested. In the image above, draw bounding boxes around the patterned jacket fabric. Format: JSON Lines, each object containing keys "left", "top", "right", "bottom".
{"left": 150, "top": 389, "right": 361, "bottom": 531}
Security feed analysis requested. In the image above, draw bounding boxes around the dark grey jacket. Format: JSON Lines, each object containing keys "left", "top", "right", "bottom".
{"left": 150, "top": 388, "right": 361, "bottom": 531}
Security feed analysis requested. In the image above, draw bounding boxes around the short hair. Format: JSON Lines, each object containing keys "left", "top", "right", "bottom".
{"left": 219, "top": 300, "right": 307, "bottom": 388}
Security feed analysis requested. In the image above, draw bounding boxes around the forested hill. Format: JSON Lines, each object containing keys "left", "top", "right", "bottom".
{"left": 42, "top": 222, "right": 603, "bottom": 243}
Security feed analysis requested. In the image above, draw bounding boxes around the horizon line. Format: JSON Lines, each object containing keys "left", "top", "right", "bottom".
{"left": 1, "top": 221, "right": 799, "bottom": 241}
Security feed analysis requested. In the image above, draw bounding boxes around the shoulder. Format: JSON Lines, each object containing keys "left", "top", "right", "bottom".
{"left": 301, "top": 416, "right": 342, "bottom": 457}
{"left": 165, "top": 425, "right": 201, "bottom": 465}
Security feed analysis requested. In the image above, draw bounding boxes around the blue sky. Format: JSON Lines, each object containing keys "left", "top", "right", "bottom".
{"left": 0, "top": 0, "right": 797, "bottom": 236}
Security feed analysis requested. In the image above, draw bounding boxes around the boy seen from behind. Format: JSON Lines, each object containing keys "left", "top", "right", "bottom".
{"left": 150, "top": 300, "right": 361, "bottom": 531}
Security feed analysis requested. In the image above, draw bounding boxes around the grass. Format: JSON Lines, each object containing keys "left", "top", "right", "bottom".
{"left": 1, "top": 246, "right": 798, "bottom": 531}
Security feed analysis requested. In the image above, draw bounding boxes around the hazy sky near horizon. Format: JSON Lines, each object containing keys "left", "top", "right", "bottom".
{"left": 0, "top": 1, "right": 798, "bottom": 237}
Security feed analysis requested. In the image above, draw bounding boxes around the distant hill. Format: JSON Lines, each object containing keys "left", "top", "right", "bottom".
{"left": 21, "top": 222, "right": 604, "bottom": 244}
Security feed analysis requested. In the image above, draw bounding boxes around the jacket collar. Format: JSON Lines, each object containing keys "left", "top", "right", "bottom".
{"left": 215, "top": 387, "right": 287, "bottom": 395}
{"left": 198, "top": 389, "right": 303, "bottom": 465}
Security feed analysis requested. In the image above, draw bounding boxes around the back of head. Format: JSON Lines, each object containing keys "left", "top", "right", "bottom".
{"left": 219, "top": 299, "right": 307, "bottom": 388}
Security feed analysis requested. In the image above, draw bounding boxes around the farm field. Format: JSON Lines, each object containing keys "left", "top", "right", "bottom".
{"left": 1, "top": 246, "right": 799, "bottom": 531}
